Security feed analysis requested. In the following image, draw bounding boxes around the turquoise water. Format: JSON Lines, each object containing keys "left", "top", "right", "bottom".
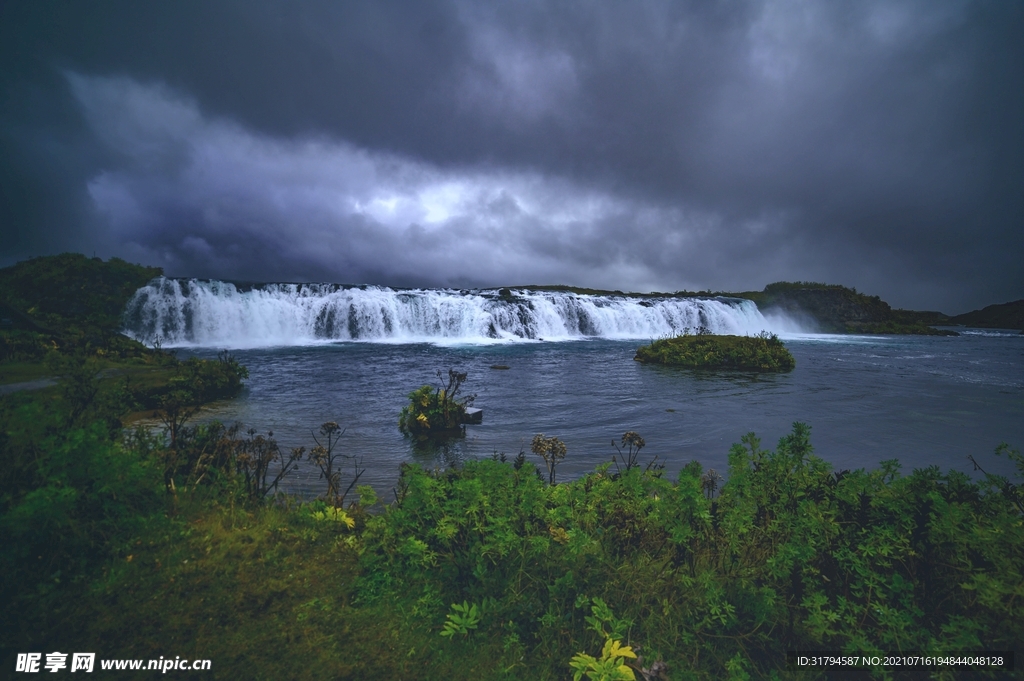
{"left": 181, "top": 329, "right": 1024, "bottom": 497}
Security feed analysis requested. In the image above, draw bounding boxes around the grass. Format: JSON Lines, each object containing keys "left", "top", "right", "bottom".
{"left": 22, "top": 497, "right": 503, "bottom": 680}
{"left": 0, "top": 356, "right": 180, "bottom": 387}
{"left": 0, "top": 361, "right": 53, "bottom": 385}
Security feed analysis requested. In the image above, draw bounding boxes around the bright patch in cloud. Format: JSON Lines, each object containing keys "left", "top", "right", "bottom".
{"left": 68, "top": 73, "right": 789, "bottom": 292}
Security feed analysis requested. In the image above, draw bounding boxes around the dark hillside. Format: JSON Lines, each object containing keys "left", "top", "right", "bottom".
{"left": 951, "top": 299, "right": 1024, "bottom": 331}
{"left": 737, "top": 282, "right": 956, "bottom": 335}
{"left": 0, "top": 254, "right": 162, "bottom": 363}
{"left": 0, "top": 253, "right": 161, "bottom": 331}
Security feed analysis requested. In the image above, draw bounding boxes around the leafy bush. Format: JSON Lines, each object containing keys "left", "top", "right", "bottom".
{"left": 147, "top": 351, "right": 249, "bottom": 448}
{"left": 440, "top": 601, "right": 482, "bottom": 638}
{"left": 0, "top": 400, "right": 166, "bottom": 647}
{"left": 634, "top": 330, "right": 795, "bottom": 371}
{"left": 569, "top": 638, "right": 637, "bottom": 681}
{"left": 6, "top": 412, "right": 1023, "bottom": 679}
{"left": 357, "top": 424, "right": 1023, "bottom": 679}
{"left": 398, "top": 369, "right": 475, "bottom": 437}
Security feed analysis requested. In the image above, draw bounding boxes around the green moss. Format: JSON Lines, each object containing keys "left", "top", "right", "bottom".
{"left": 634, "top": 331, "right": 796, "bottom": 371}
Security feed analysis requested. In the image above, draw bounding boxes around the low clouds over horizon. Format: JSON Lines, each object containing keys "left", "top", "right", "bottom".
{"left": 1, "top": 1, "right": 1021, "bottom": 313}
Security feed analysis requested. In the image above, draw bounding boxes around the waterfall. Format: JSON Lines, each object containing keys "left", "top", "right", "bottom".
{"left": 123, "top": 278, "right": 788, "bottom": 347}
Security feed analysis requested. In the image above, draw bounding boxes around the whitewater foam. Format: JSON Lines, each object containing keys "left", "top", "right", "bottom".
{"left": 122, "top": 278, "right": 804, "bottom": 348}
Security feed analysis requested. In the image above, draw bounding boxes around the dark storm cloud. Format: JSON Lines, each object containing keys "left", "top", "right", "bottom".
{"left": 1, "top": 0, "right": 1021, "bottom": 311}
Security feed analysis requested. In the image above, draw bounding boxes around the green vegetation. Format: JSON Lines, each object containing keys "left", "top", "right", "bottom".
{"left": 7, "top": 391, "right": 1022, "bottom": 679}
{"left": 0, "top": 253, "right": 163, "bottom": 363}
{"left": 570, "top": 636, "right": 638, "bottom": 681}
{"left": 0, "top": 254, "right": 246, "bottom": 408}
{"left": 0, "top": 254, "right": 181, "bottom": 404}
{"left": 635, "top": 331, "right": 796, "bottom": 371}
{"left": 0, "top": 253, "right": 161, "bottom": 330}
{"left": 0, "top": 254, "right": 249, "bottom": 656}
{"left": 399, "top": 369, "right": 476, "bottom": 438}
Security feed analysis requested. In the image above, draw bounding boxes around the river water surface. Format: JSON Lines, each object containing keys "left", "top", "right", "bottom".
{"left": 176, "top": 330, "right": 1024, "bottom": 497}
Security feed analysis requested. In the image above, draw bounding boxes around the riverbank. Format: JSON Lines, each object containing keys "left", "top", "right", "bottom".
{"left": 1, "top": 253, "right": 248, "bottom": 414}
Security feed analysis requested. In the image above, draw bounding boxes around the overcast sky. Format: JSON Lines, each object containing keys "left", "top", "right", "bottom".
{"left": 1, "top": 1, "right": 1020, "bottom": 312}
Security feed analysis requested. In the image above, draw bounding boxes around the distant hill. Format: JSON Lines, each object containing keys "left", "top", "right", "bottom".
{"left": 950, "top": 300, "right": 1024, "bottom": 331}
{"left": 735, "top": 282, "right": 956, "bottom": 335}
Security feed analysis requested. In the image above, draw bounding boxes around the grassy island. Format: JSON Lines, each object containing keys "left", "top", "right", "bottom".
{"left": 635, "top": 331, "right": 796, "bottom": 371}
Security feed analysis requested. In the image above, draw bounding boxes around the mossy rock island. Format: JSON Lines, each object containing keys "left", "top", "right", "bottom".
{"left": 634, "top": 332, "right": 796, "bottom": 371}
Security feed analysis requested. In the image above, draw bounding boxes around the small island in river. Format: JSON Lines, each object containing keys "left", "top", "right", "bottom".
{"left": 634, "top": 331, "right": 796, "bottom": 371}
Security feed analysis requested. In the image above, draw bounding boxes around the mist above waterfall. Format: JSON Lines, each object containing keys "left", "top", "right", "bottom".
{"left": 123, "top": 278, "right": 803, "bottom": 348}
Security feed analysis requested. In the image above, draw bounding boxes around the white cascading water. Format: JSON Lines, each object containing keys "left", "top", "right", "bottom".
{"left": 122, "top": 277, "right": 791, "bottom": 348}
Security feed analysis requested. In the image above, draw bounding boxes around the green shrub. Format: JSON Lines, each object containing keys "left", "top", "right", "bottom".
{"left": 0, "top": 403, "right": 166, "bottom": 646}
{"left": 5, "top": 328, "right": 1021, "bottom": 680}
{"left": 357, "top": 425, "right": 1023, "bottom": 679}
